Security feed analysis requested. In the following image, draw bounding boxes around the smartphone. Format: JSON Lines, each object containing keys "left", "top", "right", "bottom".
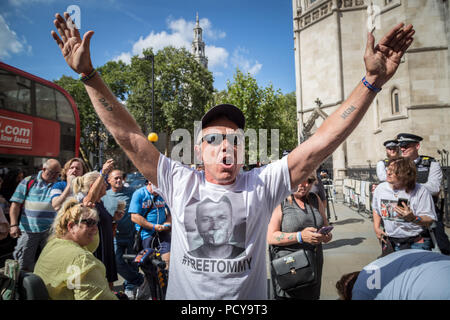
{"left": 318, "top": 226, "right": 334, "bottom": 235}
{"left": 397, "top": 198, "right": 408, "bottom": 207}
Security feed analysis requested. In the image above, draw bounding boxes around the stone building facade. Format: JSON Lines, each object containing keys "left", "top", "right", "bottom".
{"left": 292, "top": 0, "right": 450, "bottom": 187}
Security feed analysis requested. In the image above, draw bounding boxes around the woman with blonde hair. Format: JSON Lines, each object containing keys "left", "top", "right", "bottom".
{"left": 34, "top": 198, "right": 117, "bottom": 300}
{"left": 71, "top": 162, "right": 118, "bottom": 288}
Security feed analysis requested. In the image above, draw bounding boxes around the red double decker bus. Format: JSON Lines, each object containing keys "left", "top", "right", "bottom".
{"left": 0, "top": 61, "right": 80, "bottom": 175}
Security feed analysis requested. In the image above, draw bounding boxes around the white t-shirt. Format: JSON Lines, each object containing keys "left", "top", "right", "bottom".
{"left": 376, "top": 160, "right": 387, "bottom": 182}
{"left": 155, "top": 154, "right": 293, "bottom": 299}
{"left": 372, "top": 182, "right": 436, "bottom": 238}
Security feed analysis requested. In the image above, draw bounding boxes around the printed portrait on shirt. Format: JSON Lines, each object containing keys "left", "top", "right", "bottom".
{"left": 184, "top": 194, "right": 246, "bottom": 259}
{"left": 380, "top": 199, "right": 406, "bottom": 221}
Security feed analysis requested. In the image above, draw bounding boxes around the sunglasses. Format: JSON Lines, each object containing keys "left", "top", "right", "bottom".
{"left": 202, "top": 133, "right": 244, "bottom": 146}
{"left": 399, "top": 143, "right": 415, "bottom": 149}
{"left": 79, "top": 218, "right": 98, "bottom": 227}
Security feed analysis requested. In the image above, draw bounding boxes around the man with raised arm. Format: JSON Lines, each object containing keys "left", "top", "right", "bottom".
{"left": 51, "top": 12, "right": 414, "bottom": 299}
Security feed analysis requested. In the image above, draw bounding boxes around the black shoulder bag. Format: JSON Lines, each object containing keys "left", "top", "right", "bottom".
{"left": 269, "top": 195, "right": 319, "bottom": 293}
{"left": 132, "top": 198, "right": 154, "bottom": 253}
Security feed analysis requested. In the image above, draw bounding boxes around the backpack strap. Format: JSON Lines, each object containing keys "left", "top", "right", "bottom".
{"left": 25, "top": 174, "right": 37, "bottom": 198}
{"left": 17, "top": 174, "right": 38, "bottom": 225}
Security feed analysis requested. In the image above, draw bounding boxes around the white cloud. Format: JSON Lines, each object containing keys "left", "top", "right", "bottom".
{"left": 113, "top": 52, "right": 132, "bottom": 64}
{"left": 0, "top": 14, "right": 31, "bottom": 59}
{"left": 231, "top": 47, "right": 262, "bottom": 75}
{"left": 205, "top": 45, "right": 228, "bottom": 69}
{"left": 113, "top": 16, "right": 229, "bottom": 70}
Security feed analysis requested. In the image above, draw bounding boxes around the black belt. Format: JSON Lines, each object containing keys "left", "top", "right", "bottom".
{"left": 388, "top": 235, "right": 422, "bottom": 245}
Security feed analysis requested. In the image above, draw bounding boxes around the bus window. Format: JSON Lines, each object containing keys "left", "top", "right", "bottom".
{"left": 36, "top": 82, "right": 57, "bottom": 120}
{"left": 55, "top": 90, "right": 75, "bottom": 124}
{"left": 0, "top": 70, "right": 31, "bottom": 114}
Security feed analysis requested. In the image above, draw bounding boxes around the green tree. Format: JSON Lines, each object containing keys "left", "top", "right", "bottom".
{"left": 125, "top": 47, "right": 214, "bottom": 155}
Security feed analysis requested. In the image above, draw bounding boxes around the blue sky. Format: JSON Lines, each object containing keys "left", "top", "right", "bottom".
{"left": 0, "top": 0, "right": 296, "bottom": 94}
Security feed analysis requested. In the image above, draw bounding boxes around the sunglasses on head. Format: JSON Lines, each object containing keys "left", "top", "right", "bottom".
{"left": 79, "top": 218, "right": 98, "bottom": 227}
{"left": 202, "top": 133, "right": 244, "bottom": 146}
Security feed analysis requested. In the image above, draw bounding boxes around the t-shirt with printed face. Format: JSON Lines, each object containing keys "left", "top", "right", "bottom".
{"left": 372, "top": 182, "right": 436, "bottom": 238}
{"left": 155, "top": 154, "right": 293, "bottom": 299}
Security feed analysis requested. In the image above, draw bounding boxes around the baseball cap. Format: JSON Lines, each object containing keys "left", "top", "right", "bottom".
{"left": 201, "top": 104, "right": 245, "bottom": 130}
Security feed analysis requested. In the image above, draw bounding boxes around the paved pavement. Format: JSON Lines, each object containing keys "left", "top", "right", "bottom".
{"left": 319, "top": 201, "right": 380, "bottom": 300}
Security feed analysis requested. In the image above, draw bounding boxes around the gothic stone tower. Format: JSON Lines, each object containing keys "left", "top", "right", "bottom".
{"left": 192, "top": 13, "right": 208, "bottom": 68}
{"left": 292, "top": 0, "right": 450, "bottom": 188}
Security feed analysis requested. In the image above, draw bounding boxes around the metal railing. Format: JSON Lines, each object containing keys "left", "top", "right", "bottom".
{"left": 346, "top": 168, "right": 377, "bottom": 183}
{"left": 442, "top": 166, "right": 450, "bottom": 226}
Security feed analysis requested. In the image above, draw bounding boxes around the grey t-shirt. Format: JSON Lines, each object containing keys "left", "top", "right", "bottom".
{"left": 372, "top": 182, "right": 437, "bottom": 238}
{"left": 352, "top": 249, "right": 450, "bottom": 300}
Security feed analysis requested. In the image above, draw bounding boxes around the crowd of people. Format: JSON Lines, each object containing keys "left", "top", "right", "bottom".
{"left": 0, "top": 156, "right": 172, "bottom": 300}
{"left": 0, "top": 14, "right": 449, "bottom": 301}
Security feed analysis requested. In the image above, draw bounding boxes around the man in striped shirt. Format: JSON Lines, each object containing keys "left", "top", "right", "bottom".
{"left": 9, "top": 159, "right": 61, "bottom": 271}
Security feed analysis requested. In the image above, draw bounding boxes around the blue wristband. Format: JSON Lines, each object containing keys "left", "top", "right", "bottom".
{"left": 362, "top": 76, "right": 381, "bottom": 93}
{"left": 297, "top": 231, "right": 303, "bottom": 244}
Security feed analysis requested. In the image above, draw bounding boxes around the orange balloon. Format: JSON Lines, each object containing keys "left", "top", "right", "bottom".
{"left": 148, "top": 132, "right": 158, "bottom": 142}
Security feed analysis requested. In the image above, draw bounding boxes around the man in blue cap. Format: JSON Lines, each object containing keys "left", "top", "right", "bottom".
{"left": 397, "top": 133, "right": 450, "bottom": 255}
{"left": 376, "top": 139, "right": 400, "bottom": 182}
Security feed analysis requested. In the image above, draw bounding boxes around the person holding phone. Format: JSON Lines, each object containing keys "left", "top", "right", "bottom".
{"left": 267, "top": 173, "right": 332, "bottom": 300}
{"left": 372, "top": 157, "right": 437, "bottom": 253}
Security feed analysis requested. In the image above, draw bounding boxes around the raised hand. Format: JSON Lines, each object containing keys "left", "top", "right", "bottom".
{"left": 102, "top": 159, "right": 115, "bottom": 175}
{"left": 51, "top": 12, "right": 94, "bottom": 74}
{"left": 364, "top": 23, "right": 415, "bottom": 87}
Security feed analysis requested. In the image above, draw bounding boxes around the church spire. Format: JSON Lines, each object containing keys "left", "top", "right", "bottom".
{"left": 191, "top": 13, "right": 208, "bottom": 68}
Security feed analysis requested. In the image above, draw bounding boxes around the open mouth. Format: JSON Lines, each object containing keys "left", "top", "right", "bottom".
{"left": 221, "top": 155, "right": 234, "bottom": 167}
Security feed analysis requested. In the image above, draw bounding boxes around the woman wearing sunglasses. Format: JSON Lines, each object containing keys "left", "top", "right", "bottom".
{"left": 34, "top": 198, "right": 117, "bottom": 299}
{"left": 72, "top": 171, "right": 118, "bottom": 290}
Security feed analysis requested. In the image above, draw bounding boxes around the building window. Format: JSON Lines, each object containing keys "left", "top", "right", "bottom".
{"left": 305, "top": 0, "right": 318, "bottom": 9}
{"left": 0, "top": 70, "right": 31, "bottom": 114}
{"left": 36, "top": 83, "right": 57, "bottom": 120}
{"left": 391, "top": 88, "right": 400, "bottom": 114}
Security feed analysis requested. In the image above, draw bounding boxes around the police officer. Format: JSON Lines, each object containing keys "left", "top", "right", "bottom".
{"left": 397, "top": 133, "right": 450, "bottom": 254}
{"left": 376, "top": 139, "right": 400, "bottom": 182}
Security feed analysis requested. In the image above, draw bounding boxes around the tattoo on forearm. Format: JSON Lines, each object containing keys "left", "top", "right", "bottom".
{"left": 99, "top": 97, "right": 113, "bottom": 111}
{"left": 276, "top": 233, "right": 286, "bottom": 242}
{"left": 288, "top": 234, "right": 295, "bottom": 241}
{"left": 341, "top": 105, "right": 356, "bottom": 119}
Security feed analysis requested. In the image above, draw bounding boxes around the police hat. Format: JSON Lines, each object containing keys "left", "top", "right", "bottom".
{"left": 396, "top": 133, "right": 423, "bottom": 146}
{"left": 201, "top": 104, "right": 245, "bottom": 130}
{"left": 383, "top": 139, "right": 399, "bottom": 148}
